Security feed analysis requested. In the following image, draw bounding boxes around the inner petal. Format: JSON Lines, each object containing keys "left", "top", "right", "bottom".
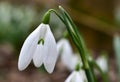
{"left": 33, "top": 44, "right": 46, "bottom": 67}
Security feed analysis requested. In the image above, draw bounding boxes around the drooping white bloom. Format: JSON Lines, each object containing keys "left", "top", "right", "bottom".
{"left": 57, "top": 39, "right": 73, "bottom": 68}
{"left": 18, "top": 23, "right": 58, "bottom": 73}
{"left": 96, "top": 56, "right": 108, "bottom": 72}
{"left": 65, "top": 70, "right": 88, "bottom": 82}
{"left": 57, "top": 39, "right": 82, "bottom": 71}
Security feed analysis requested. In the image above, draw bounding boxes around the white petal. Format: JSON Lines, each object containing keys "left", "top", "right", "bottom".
{"left": 79, "top": 70, "right": 88, "bottom": 82}
{"left": 69, "top": 55, "right": 80, "bottom": 71}
{"left": 65, "top": 71, "right": 85, "bottom": 82}
{"left": 57, "top": 39, "right": 83, "bottom": 71}
{"left": 43, "top": 25, "right": 58, "bottom": 73}
{"left": 61, "top": 40, "right": 73, "bottom": 63}
{"left": 75, "top": 72, "right": 84, "bottom": 82}
{"left": 96, "top": 56, "right": 108, "bottom": 72}
{"left": 57, "top": 39, "right": 73, "bottom": 56}
{"left": 57, "top": 39, "right": 65, "bottom": 53}
{"left": 65, "top": 71, "right": 77, "bottom": 82}
{"left": 38, "top": 23, "right": 48, "bottom": 38}
{"left": 18, "top": 24, "right": 41, "bottom": 71}
{"left": 57, "top": 39, "right": 74, "bottom": 69}
{"left": 33, "top": 44, "right": 45, "bottom": 67}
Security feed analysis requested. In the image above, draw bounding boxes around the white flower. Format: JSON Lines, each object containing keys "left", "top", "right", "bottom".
{"left": 57, "top": 39, "right": 73, "bottom": 68}
{"left": 57, "top": 39, "right": 82, "bottom": 71}
{"left": 18, "top": 23, "right": 58, "bottom": 73}
{"left": 65, "top": 70, "right": 88, "bottom": 82}
{"left": 96, "top": 56, "right": 108, "bottom": 72}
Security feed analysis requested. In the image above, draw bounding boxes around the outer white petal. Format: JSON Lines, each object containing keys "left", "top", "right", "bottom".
{"left": 43, "top": 24, "right": 58, "bottom": 73}
{"left": 96, "top": 56, "right": 108, "bottom": 72}
{"left": 57, "top": 39, "right": 83, "bottom": 71}
{"left": 57, "top": 39, "right": 81, "bottom": 71}
{"left": 69, "top": 55, "right": 80, "bottom": 71}
{"left": 75, "top": 72, "right": 84, "bottom": 82}
{"left": 57, "top": 39, "right": 65, "bottom": 53}
{"left": 65, "top": 71, "right": 85, "bottom": 82}
{"left": 18, "top": 24, "right": 42, "bottom": 71}
{"left": 57, "top": 39, "right": 73, "bottom": 57}
{"left": 78, "top": 70, "right": 88, "bottom": 82}
{"left": 57, "top": 39, "right": 74, "bottom": 70}
{"left": 33, "top": 44, "right": 45, "bottom": 67}
{"left": 65, "top": 71, "right": 76, "bottom": 82}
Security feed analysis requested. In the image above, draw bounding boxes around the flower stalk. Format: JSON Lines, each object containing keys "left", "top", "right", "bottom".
{"left": 58, "top": 6, "right": 94, "bottom": 82}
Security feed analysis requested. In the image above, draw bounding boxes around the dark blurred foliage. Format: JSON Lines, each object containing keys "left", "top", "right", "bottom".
{"left": 0, "top": 2, "right": 38, "bottom": 52}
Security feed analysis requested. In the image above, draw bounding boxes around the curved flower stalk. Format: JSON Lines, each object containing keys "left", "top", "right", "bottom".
{"left": 59, "top": 6, "right": 95, "bottom": 82}
{"left": 57, "top": 38, "right": 82, "bottom": 71}
{"left": 18, "top": 23, "right": 58, "bottom": 73}
{"left": 65, "top": 70, "right": 88, "bottom": 82}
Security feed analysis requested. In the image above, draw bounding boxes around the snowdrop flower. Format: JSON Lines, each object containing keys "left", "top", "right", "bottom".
{"left": 57, "top": 38, "right": 82, "bottom": 71}
{"left": 65, "top": 70, "right": 88, "bottom": 82}
{"left": 18, "top": 23, "right": 58, "bottom": 73}
{"left": 96, "top": 56, "right": 108, "bottom": 72}
{"left": 57, "top": 39, "right": 73, "bottom": 67}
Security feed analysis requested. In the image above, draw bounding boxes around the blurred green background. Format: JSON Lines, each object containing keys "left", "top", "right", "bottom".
{"left": 0, "top": 0, "right": 120, "bottom": 82}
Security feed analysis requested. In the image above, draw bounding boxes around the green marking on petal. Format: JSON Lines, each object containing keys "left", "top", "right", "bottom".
{"left": 38, "top": 39, "right": 44, "bottom": 45}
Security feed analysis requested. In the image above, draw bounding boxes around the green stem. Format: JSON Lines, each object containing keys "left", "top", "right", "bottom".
{"left": 59, "top": 6, "right": 94, "bottom": 82}
{"left": 42, "top": 9, "right": 65, "bottom": 24}
{"left": 49, "top": 9, "right": 65, "bottom": 23}
{"left": 89, "top": 61, "right": 97, "bottom": 82}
